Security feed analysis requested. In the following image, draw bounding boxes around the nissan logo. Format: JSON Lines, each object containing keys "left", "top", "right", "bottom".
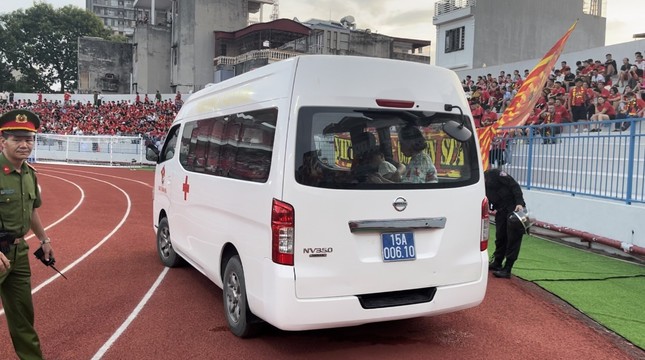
{"left": 393, "top": 197, "right": 407, "bottom": 212}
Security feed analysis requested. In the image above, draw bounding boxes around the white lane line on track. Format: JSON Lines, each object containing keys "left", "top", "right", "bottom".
{"left": 30, "top": 173, "right": 132, "bottom": 292}
{"left": 0, "top": 171, "right": 132, "bottom": 318}
{"left": 0, "top": 174, "right": 85, "bottom": 317}
{"left": 91, "top": 267, "right": 169, "bottom": 360}
{"left": 35, "top": 166, "right": 153, "bottom": 188}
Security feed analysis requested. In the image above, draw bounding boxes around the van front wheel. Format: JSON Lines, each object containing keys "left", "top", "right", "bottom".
{"left": 223, "top": 255, "right": 261, "bottom": 337}
{"left": 157, "top": 218, "right": 182, "bottom": 267}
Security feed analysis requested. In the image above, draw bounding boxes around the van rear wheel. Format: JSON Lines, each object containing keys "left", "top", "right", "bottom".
{"left": 157, "top": 218, "right": 182, "bottom": 267}
{"left": 223, "top": 255, "right": 261, "bottom": 337}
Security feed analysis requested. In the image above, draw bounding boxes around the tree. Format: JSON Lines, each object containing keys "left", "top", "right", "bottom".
{"left": 0, "top": 3, "right": 112, "bottom": 92}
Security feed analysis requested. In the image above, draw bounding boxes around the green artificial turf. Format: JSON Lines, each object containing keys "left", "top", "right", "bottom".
{"left": 488, "top": 228, "right": 645, "bottom": 349}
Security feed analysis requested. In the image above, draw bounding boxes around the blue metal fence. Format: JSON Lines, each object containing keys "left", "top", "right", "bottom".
{"left": 493, "top": 117, "right": 645, "bottom": 204}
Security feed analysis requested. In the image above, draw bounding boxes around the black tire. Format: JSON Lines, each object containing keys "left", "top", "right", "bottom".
{"left": 156, "top": 217, "right": 183, "bottom": 267}
{"left": 223, "top": 255, "right": 262, "bottom": 337}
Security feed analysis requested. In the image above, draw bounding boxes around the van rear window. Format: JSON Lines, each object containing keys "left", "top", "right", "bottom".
{"left": 294, "top": 107, "right": 480, "bottom": 189}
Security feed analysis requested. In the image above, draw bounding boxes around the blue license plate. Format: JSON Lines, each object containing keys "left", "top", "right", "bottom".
{"left": 381, "top": 232, "right": 416, "bottom": 262}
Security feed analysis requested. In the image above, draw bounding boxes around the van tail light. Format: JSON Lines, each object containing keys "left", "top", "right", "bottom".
{"left": 272, "top": 199, "right": 294, "bottom": 266}
{"left": 481, "top": 197, "right": 490, "bottom": 251}
{"left": 375, "top": 99, "right": 415, "bottom": 108}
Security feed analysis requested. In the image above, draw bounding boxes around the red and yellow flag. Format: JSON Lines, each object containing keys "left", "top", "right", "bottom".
{"left": 478, "top": 21, "right": 577, "bottom": 170}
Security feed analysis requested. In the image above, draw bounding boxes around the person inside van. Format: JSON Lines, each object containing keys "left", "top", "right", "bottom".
{"left": 372, "top": 148, "right": 403, "bottom": 181}
{"left": 358, "top": 148, "right": 403, "bottom": 184}
{"left": 296, "top": 150, "right": 324, "bottom": 186}
{"left": 398, "top": 125, "right": 438, "bottom": 184}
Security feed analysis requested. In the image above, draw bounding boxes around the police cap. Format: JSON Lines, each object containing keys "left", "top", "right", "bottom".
{"left": 0, "top": 109, "right": 41, "bottom": 137}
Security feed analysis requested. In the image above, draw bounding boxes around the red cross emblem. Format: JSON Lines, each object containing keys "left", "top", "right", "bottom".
{"left": 182, "top": 176, "right": 190, "bottom": 200}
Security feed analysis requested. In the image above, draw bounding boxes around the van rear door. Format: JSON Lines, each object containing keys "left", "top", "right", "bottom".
{"left": 283, "top": 107, "right": 485, "bottom": 299}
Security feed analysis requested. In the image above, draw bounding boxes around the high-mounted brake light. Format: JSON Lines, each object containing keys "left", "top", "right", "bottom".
{"left": 481, "top": 197, "right": 490, "bottom": 251}
{"left": 272, "top": 199, "right": 294, "bottom": 265}
{"left": 375, "top": 99, "right": 415, "bottom": 108}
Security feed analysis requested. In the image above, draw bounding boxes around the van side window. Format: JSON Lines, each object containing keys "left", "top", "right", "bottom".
{"left": 180, "top": 119, "right": 213, "bottom": 173}
{"left": 159, "top": 125, "right": 179, "bottom": 162}
{"left": 179, "top": 108, "right": 277, "bottom": 182}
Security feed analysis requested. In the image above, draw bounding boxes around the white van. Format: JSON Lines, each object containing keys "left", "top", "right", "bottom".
{"left": 147, "top": 55, "right": 489, "bottom": 337}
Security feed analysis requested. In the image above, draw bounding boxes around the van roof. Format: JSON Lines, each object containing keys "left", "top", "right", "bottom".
{"left": 175, "top": 55, "right": 464, "bottom": 123}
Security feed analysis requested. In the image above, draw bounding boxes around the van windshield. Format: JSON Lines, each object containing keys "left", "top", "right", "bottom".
{"left": 294, "top": 107, "right": 480, "bottom": 189}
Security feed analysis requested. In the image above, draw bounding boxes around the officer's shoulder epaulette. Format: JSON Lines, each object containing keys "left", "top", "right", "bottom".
{"left": 26, "top": 162, "right": 38, "bottom": 172}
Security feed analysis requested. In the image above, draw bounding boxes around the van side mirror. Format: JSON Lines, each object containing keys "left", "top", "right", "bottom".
{"left": 443, "top": 120, "right": 472, "bottom": 142}
{"left": 146, "top": 144, "right": 160, "bottom": 162}
{"left": 443, "top": 104, "right": 473, "bottom": 142}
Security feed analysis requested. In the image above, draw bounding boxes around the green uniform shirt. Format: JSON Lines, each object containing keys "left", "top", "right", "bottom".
{"left": 0, "top": 154, "right": 40, "bottom": 238}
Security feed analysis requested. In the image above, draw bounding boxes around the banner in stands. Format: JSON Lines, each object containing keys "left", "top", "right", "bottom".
{"left": 333, "top": 133, "right": 465, "bottom": 178}
{"left": 477, "top": 20, "right": 577, "bottom": 170}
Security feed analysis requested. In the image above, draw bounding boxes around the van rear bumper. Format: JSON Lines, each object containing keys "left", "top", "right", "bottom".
{"left": 250, "top": 253, "right": 488, "bottom": 331}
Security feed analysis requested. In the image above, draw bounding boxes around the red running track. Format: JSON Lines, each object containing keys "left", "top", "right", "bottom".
{"left": 0, "top": 164, "right": 641, "bottom": 360}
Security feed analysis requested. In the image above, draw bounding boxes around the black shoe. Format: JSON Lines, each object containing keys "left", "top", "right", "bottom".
{"left": 493, "top": 269, "right": 512, "bottom": 278}
{"left": 488, "top": 262, "right": 502, "bottom": 271}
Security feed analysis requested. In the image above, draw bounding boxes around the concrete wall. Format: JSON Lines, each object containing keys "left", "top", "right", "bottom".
{"left": 172, "top": 0, "right": 249, "bottom": 93}
{"left": 435, "top": 17, "right": 475, "bottom": 70}
{"left": 524, "top": 190, "right": 645, "bottom": 250}
{"left": 77, "top": 37, "right": 133, "bottom": 94}
{"left": 348, "top": 32, "right": 394, "bottom": 58}
{"left": 454, "top": 39, "right": 645, "bottom": 80}
{"left": 133, "top": 24, "right": 172, "bottom": 94}
{"left": 436, "top": 0, "right": 606, "bottom": 70}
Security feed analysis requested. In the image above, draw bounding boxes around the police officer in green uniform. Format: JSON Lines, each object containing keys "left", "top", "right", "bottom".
{"left": 0, "top": 109, "right": 55, "bottom": 359}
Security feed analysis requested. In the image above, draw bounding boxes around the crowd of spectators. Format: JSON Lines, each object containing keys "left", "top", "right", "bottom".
{"left": 463, "top": 50, "right": 645, "bottom": 134}
{"left": 0, "top": 94, "right": 180, "bottom": 144}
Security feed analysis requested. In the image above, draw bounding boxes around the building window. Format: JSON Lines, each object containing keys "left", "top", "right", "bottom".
{"left": 445, "top": 26, "right": 465, "bottom": 53}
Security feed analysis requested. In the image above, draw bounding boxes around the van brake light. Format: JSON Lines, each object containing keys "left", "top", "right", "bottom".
{"left": 272, "top": 199, "right": 294, "bottom": 265}
{"left": 481, "top": 198, "right": 489, "bottom": 251}
{"left": 375, "top": 99, "right": 415, "bottom": 108}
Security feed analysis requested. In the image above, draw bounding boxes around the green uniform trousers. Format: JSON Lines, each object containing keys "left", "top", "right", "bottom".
{"left": 0, "top": 239, "right": 43, "bottom": 360}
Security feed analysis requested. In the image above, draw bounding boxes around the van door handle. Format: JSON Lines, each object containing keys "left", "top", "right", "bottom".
{"left": 348, "top": 218, "right": 447, "bottom": 233}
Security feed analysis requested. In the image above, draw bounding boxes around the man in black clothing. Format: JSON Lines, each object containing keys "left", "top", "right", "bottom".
{"left": 484, "top": 169, "right": 526, "bottom": 279}
{"left": 604, "top": 53, "right": 617, "bottom": 78}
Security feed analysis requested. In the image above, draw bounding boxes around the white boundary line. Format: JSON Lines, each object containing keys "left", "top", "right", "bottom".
{"left": 7, "top": 164, "right": 169, "bottom": 358}
{"left": 35, "top": 165, "right": 153, "bottom": 189}
{"left": 0, "top": 174, "right": 85, "bottom": 316}
{"left": 91, "top": 267, "right": 169, "bottom": 360}
{"left": 31, "top": 172, "right": 132, "bottom": 293}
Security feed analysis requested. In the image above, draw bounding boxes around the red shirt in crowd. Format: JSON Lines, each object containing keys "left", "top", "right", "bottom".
{"left": 471, "top": 104, "right": 484, "bottom": 128}
{"left": 553, "top": 105, "right": 571, "bottom": 123}
{"left": 597, "top": 100, "right": 616, "bottom": 117}
{"left": 569, "top": 86, "right": 586, "bottom": 107}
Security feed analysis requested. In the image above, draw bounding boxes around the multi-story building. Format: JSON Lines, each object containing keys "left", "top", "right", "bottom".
{"left": 125, "top": 0, "right": 428, "bottom": 94}
{"left": 433, "top": 0, "right": 607, "bottom": 71}
{"left": 85, "top": 0, "right": 138, "bottom": 37}
{"left": 212, "top": 17, "right": 431, "bottom": 82}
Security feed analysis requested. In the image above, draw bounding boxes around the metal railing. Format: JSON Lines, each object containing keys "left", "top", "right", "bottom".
{"left": 494, "top": 118, "right": 645, "bottom": 204}
{"left": 214, "top": 49, "right": 301, "bottom": 66}
{"left": 434, "top": 0, "right": 476, "bottom": 17}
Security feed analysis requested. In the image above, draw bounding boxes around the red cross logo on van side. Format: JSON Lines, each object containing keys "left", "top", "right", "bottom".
{"left": 182, "top": 176, "right": 190, "bottom": 200}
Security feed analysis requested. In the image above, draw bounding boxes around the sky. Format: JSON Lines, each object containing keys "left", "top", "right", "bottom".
{"left": 0, "top": 0, "right": 642, "bottom": 58}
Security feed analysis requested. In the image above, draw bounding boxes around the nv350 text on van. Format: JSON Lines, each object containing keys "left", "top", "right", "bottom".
{"left": 147, "top": 55, "right": 489, "bottom": 337}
